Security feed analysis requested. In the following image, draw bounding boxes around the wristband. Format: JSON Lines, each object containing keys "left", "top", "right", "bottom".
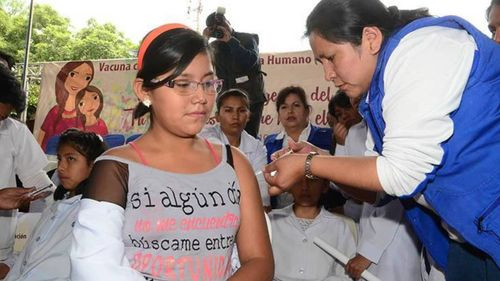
{"left": 305, "top": 151, "right": 319, "bottom": 180}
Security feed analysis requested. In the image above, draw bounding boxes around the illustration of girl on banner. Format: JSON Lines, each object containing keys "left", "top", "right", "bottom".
{"left": 37, "top": 61, "right": 94, "bottom": 151}
{"left": 76, "top": 85, "right": 108, "bottom": 136}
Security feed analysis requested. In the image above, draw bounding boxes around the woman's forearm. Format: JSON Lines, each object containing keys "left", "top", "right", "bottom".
{"left": 312, "top": 155, "right": 383, "bottom": 192}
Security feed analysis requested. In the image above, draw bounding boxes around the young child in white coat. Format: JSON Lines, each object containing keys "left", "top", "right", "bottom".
{"left": 270, "top": 177, "right": 356, "bottom": 281}
{"left": 329, "top": 92, "right": 422, "bottom": 281}
{"left": 4, "top": 129, "right": 106, "bottom": 281}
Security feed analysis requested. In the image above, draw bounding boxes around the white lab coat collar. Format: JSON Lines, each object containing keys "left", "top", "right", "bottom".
{"left": 202, "top": 124, "right": 260, "bottom": 154}
{"left": 275, "top": 122, "right": 312, "bottom": 148}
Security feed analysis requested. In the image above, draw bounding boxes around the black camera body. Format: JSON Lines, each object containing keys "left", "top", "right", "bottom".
{"left": 210, "top": 26, "right": 225, "bottom": 39}
{"left": 206, "top": 7, "right": 226, "bottom": 39}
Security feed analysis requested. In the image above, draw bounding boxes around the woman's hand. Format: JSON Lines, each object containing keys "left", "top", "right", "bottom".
{"left": 334, "top": 122, "right": 348, "bottom": 145}
{"left": 345, "top": 254, "right": 372, "bottom": 280}
{"left": 0, "top": 187, "right": 36, "bottom": 210}
{"left": 270, "top": 138, "right": 327, "bottom": 162}
{"left": 264, "top": 153, "right": 307, "bottom": 194}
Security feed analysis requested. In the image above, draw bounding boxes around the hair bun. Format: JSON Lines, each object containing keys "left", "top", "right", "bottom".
{"left": 387, "top": 6, "right": 400, "bottom": 21}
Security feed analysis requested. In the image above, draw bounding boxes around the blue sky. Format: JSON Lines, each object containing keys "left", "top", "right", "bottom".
{"left": 36, "top": 0, "right": 492, "bottom": 52}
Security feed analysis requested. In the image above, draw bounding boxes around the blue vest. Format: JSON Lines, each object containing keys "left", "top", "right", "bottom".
{"left": 359, "top": 16, "right": 500, "bottom": 269}
{"left": 264, "top": 125, "right": 332, "bottom": 163}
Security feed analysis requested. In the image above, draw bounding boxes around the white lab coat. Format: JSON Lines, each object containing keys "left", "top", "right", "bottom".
{"left": 0, "top": 118, "right": 50, "bottom": 264}
{"left": 5, "top": 195, "right": 81, "bottom": 281}
{"left": 358, "top": 200, "right": 421, "bottom": 281}
{"left": 341, "top": 121, "right": 421, "bottom": 281}
{"left": 269, "top": 205, "right": 357, "bottom": 281}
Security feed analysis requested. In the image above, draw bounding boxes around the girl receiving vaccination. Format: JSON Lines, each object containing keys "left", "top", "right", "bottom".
{"left": 5, "top": 129, "right": 106, "bottom": 281}
{"left": 70, "top": 24, "right": 274, "bottom": 281}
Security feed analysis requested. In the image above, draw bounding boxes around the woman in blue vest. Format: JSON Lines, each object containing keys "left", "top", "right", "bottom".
{"left": 264, "top": 0, "right": 500, "bottom": 280}
{"left": 264, "top": 85, "right": 332, "bottom": 164}
{"left": 264, "top": 85, "right": 332, "bottom": 209}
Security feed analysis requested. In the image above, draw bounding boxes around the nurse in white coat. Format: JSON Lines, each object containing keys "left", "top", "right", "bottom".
{"left": 199, "top": 88, "right": 270, "bottom": 207}
{"left": 0, "top": 66, "right": 54, "bottom": 279}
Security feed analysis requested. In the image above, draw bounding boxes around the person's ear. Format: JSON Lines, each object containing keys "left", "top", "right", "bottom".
{"left": 361, "top": 26, "right": 383, "bottom": 55}
{"left": 133, "top": 78, "right": 151, "bottom": 103}
{"left": 215, "top": 112, "right": 220, "bottom": 122}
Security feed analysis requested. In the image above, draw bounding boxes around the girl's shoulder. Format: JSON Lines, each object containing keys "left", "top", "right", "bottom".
{"left": 103, "top": 144, "right": 139, "bottom": 162}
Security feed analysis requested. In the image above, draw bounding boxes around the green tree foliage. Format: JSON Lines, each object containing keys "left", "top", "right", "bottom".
{"left": 72, "top": 19, "right": 136, "bottom": 60}
{"left": 0, "top": 0, "right": 137, "bottom": 120}
{"left": 0, "top": 1, "right": 136, "bottom": 62}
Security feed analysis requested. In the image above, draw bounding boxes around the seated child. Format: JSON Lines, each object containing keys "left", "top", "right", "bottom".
{"left": 4, "top": 129, "right": 107, "bottom": 281}
{"left": 269, "top": 177, "right": 356, "bottom": 281}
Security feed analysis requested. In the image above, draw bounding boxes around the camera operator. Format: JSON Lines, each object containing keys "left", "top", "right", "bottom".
{"left": 203, "top": 10, "right": 266, "bottom": 138}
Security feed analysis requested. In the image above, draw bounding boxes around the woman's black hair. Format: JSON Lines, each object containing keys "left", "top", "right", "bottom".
{"left": 53, "top": 128, "right": 107, "bottom": 200}
{"left": 133, "top": 28, "right": 210, "bottom": 119}
{"left": 305, "top": 0, "right": 430, "bottom": 45}
{"left": 216, "top": 88, "right": 250, "bottom": 113}
{"left": 275, "top": 85, "right": 310, "bottom": 113}
{"left": 487, "top": 0, "right": 500, "bottom": 19}
{"left": 0, "top": 50, "right": 15, "bottom": 70}
{"left": 0, "top": 65, "right": 26, "bottom": 113}
{"left": 328, "top": 90, "right": 351, "bottom": 115}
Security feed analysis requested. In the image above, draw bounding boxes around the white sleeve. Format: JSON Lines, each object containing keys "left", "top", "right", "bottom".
{"left": 376, "top": 26, "right": 476, "bottom": 196}
{"left": 329, "top": 217, "right": 358, "bottom": 281}
{"left": 254, "top": 142, "right": 270, "bottom": 206}
{"left": 70, "top": 199, "right": 145, "bottom": 281}
{"left": 357, "top": 201, "right": 405, "bottom": 264}
{"left": 13, "top": 123, "right": 48, "bottom": 182}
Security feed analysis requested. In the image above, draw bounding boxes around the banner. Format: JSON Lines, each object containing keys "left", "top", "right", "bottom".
{"left": 33, "top": 50, "right": 337, "bottom": 150}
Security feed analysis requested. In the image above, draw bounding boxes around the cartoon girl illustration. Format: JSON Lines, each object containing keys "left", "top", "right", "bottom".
{"left": 76, "top": 85, "right": 108, "bottom": 136}
{"left": 37, "top": 61, "right": 94, "bottom": 151}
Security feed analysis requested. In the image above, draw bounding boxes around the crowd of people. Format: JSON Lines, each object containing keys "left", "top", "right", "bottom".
{"left": 0, "top": 0, "right": 499, "bottom": 280}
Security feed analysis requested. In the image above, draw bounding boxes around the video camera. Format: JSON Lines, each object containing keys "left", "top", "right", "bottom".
{"left": 206, "top": 7, "right": 226, "bottom": 39}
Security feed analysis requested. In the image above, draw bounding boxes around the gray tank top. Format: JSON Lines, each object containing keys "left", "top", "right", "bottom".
{"left": 97, "top": 145, "right": 240, "bottom": 281}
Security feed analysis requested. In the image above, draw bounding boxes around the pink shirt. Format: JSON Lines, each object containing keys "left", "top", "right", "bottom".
{"left": 83, "top": 119, "right": 109, "bottom": 136}
{"left": 40, "top": 106, "right": 82, "bottom": 150}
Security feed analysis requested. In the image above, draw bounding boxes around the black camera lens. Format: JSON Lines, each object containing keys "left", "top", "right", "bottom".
{"left": 210, "top": 27, "right": 224, "bottom": 39}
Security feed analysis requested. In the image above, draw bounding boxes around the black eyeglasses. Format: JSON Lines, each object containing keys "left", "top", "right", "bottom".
{"left": 162, "top": 79, "right": 224, "bottom": 96}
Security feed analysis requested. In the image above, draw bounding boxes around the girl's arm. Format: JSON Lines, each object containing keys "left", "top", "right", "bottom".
{"left": 71, "top": 199, "right": 145, "bottom": 281}
{"left": 70, "top": 158, "right": 144, "bottom": 281}
{"left": 229, "top": 147, "right": 274, "bottom": 281}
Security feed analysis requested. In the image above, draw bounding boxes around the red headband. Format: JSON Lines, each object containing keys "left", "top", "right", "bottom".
{"left": 137, "top": 23, "right": 189, "bottom": 71}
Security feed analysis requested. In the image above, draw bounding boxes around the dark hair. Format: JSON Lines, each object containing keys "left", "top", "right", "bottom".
{"left": 487, "top": 0, "right": 500, "bottom": 19}
{"left": 276, "top": 85, "right": 310, "bottom": 113}
{"left": 216, "top": 88, "right": 249, "bottom": 113}
{"left": 76, "top": 85, "right": 104, "bottom": 128}
{"left": 54, "top": 61, "right": 94, "bottom": 130}
{"left": 0, "top": 50, "right": 15, "bottom": 70}
{"left": 0, "top": 65, "right": 26, "bottom": 113}
{"left": 133, "top": 28, "right": 210, "bottom": 119}
{"left": 53, "top": 128, "right": 107, "bottom": 200}
{"left": 305, "top": 0, "right": 430, "bottom": 45}
{"left": 206, "top": 12, "right": 227, "bottom": 27}
{"left": 328, "top": 90, "right": 351, "bottom": 115}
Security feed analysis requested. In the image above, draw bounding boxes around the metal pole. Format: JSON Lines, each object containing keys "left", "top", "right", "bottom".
{"left": 20, "top": 0, "right": 35, "bottom": 123}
